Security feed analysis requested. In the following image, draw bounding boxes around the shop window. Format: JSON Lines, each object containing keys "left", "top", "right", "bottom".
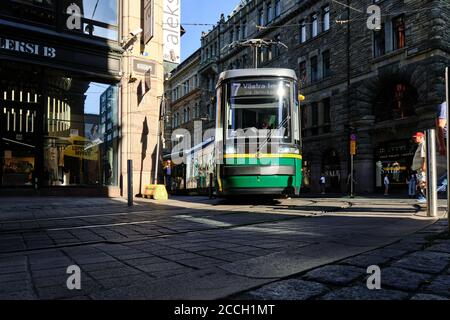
{"left": 40, "top": 78, "right": 119, "bottom": 187}
{"left": 392, "top": 15, "right": 405, "bottom": 50}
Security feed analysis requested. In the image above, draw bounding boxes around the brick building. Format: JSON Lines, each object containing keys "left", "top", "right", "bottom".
{"left": 165, "top": 0, "right": 450, "bottom": 194}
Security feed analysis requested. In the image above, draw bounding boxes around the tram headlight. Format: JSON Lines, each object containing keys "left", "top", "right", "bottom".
{"left": 279, "top": 146, "right": 300, "bottom": 154}
{"left": 225, "top": 145, "right": 236, "bottom": 154}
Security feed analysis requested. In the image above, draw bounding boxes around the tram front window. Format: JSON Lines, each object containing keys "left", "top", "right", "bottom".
{"left": 226, "top": 80, "right": 292, "bottom": 143}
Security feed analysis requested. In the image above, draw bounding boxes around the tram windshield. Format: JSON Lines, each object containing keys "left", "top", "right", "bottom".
{"left": 226, "top": 79, "right": 292, "bottom": 143}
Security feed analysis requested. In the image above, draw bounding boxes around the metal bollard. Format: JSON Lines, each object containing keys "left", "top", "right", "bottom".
{"left": 426, "top": 129, "right": 437, "bottom": 217}
{"left": 127, "top": 159, "right": 133, "bottom": 207}
{"left": 209, "top": 173, "right": 213, "bottom": 199}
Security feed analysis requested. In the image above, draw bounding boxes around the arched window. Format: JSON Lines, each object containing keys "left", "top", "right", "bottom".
{"left": 374, "top": 80, "right": 417, "bottom": 122}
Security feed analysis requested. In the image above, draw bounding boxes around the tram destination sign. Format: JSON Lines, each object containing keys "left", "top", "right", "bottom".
{"left": 231, "top": 81, "right": 289, "bottom": 97}
{"left": 0, "top": 37, "right": 56, "bottom": 58}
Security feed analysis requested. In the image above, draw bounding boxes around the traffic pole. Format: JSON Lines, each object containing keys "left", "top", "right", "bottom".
{"left": 446, "top": 67, "right": 450, "bottom": 229}
{"left": 127, "top": 159, "right": 133, "bottom": 207}
{"left": 426, "top": 129, "right": 437, "bottom": 217}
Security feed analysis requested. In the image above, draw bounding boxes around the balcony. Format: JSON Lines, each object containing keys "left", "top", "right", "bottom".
{"left": 199, "top": 56, "right": 219, "bottom": 74}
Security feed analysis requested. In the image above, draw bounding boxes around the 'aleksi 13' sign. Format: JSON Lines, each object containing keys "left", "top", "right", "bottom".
{"left": 0, "top": 37, "right": 56, "bottom": 58}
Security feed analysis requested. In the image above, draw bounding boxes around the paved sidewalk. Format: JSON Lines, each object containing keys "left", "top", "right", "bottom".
{"left": 235, "top": 218, "right": 450, "bottom": 300}
{"left": 0, "top": 195, "right": 446, "bottom": 299}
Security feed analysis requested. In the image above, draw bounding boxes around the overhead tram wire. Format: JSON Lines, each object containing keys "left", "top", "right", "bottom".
{"left": 174, "top": 4, "right": 450, "bottom": 30}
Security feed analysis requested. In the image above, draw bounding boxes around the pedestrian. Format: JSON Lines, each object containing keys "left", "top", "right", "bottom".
{"left": 407, "top": 171, "right": 417, "bottom": 198}
{"left": 411, "top": 132, "right": 427, "bottom": 202}
{"left": 436, "top": 101, "right": 448, "bottom": 192}
{"left": 164, "top": 160, "right": 172, "bottom": 191}
{"left": 319, "top": 173, "right": 326, "bottom": 194}
{"left": 383, "top": 174, "right": 390, "bottom": 196}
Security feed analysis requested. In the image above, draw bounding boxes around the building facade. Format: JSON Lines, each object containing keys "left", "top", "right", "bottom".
{"left": 0, "top": 0, "right": 166, "bottom": 197}
{"left": 165, "top": 0, "right": 449, "bottom": 194}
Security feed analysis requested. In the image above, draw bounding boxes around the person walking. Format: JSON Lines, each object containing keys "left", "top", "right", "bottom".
{"left": 320, "top": 174, "right": 326, "bottom": 195}
{"left": 411, "top": 132, "right": 427, "bottom": 202}
{"left": 164, "top": 160, "right": 172, "bottom": 192}
{"left": 383, "top": 174, "right": 390, "bottom": 196}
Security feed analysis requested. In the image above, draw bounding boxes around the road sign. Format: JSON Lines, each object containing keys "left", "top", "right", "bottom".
{"left": 350, "top": 140, "right": 356, "bottom": 155}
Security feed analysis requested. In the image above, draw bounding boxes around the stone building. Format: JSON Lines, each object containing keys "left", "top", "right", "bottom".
{"left": 163, "top": 49, "right": 202, "bottom": 155}
{"left": 166, "top": 0, "right": 449, "bottom": 194}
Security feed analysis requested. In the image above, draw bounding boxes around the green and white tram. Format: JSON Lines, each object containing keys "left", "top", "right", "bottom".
{"left": 214, "top": 68, "right": 302, "bottom": 197}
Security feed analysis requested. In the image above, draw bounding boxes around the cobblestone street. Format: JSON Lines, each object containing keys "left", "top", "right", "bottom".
{"left": 0, "top": 196, "right": 447, "bottom": 300}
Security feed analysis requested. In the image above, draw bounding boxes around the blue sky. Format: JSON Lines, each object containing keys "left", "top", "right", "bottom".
{"left": 181, "top": 0, "right": 239, "bottom": 62}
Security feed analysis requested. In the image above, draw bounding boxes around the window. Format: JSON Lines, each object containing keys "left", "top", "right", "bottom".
{"left": 374, "top": 23, "right": 385, "bottom": 57}
{"left": 301, "top": 104, "right": 308, "bottom": 136}
{"left": 242, "top": 55, "right": 248, "bottom": 68}
{"left": 258, "top": 8, "right": 265, "bottom": 26}
{"left": 392, "top": 15, "right": 405, "bottom": 50}
{"left": 1, "top": 0, "right": 119, "bottom": 41}
{"left": 260, "top": 48, "right": 266, "bottom": 64}
{"left": 275, "top": 0, "right": 281, "bottom": 17}
{"left": 267, "top": 47, "right": 273, "bottom": 61}
{"left": 323, "top": 98, "right": 331, "bottom": 133}
{"left": 311, "top": 14, "right": 318, "bottom": 37}
{"left": 187, "top": 107, "right": 190, "bottom": 121}
{"left": 322, "top": 50, "right": 331, "bottom": 78}
{"left": 273, "top": 35, "right": 281, "bottom": 57}
{"left": 267, "top": 3, "right": 273, "bottom": 23}
{"left": 242, "top": 20, "right": 247, "bottom": 39}
{"left": 323, "top": 5, "right": 330, "bottom": 31}
{"left": 311, "top": 57, "right": 318, "bottom": 83}
{"left": 311, "top": 102, "right": 319, "bottom": 135}
{"left": 236, "top": 26, "right": 240, "bottom": 40}
{"left": 299, "top": 61, "right": 307, "bottom": 85}
{"left": 299, "top": 20, "right": 307, "bottom": 43}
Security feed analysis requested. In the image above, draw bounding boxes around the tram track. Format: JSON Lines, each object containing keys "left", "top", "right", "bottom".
{"left": 0, "top": 200, "right": 353, "bottom": 256}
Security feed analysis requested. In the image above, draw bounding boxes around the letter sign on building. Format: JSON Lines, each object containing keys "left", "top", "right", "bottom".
{"left": 163, "top": 0, "right": 181, "bottom": 63}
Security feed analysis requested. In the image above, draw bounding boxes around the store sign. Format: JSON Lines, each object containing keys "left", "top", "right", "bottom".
{"left": 143, "top": 0, "right": 154, "bottom": 44}
{"left": 133, "top": 59, "right": 156, "bottom": 76}
{"left": 0, "top": 37, "right": 56, "bottom": 58}
{"left": 163, "top": 0, "right": 181, "bottom": 63}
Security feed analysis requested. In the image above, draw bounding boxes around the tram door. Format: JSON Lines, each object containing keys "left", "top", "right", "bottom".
{"left": 0, "top": 91, "right": 41, "bottom": 188}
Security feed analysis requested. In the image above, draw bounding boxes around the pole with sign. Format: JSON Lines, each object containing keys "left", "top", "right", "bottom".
{"left": 446, "top": 67, "right": 449, "bottom": 230}
{"left": 350, "top": 133, "right": 356, "bottom": 198}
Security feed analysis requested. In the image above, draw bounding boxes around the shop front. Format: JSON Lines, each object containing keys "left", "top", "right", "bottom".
{"left": 0, "top": 2, "right": 122, "bottom": 194}
{"left": 374, "top": 139, "right": 416, "bottom": 193}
